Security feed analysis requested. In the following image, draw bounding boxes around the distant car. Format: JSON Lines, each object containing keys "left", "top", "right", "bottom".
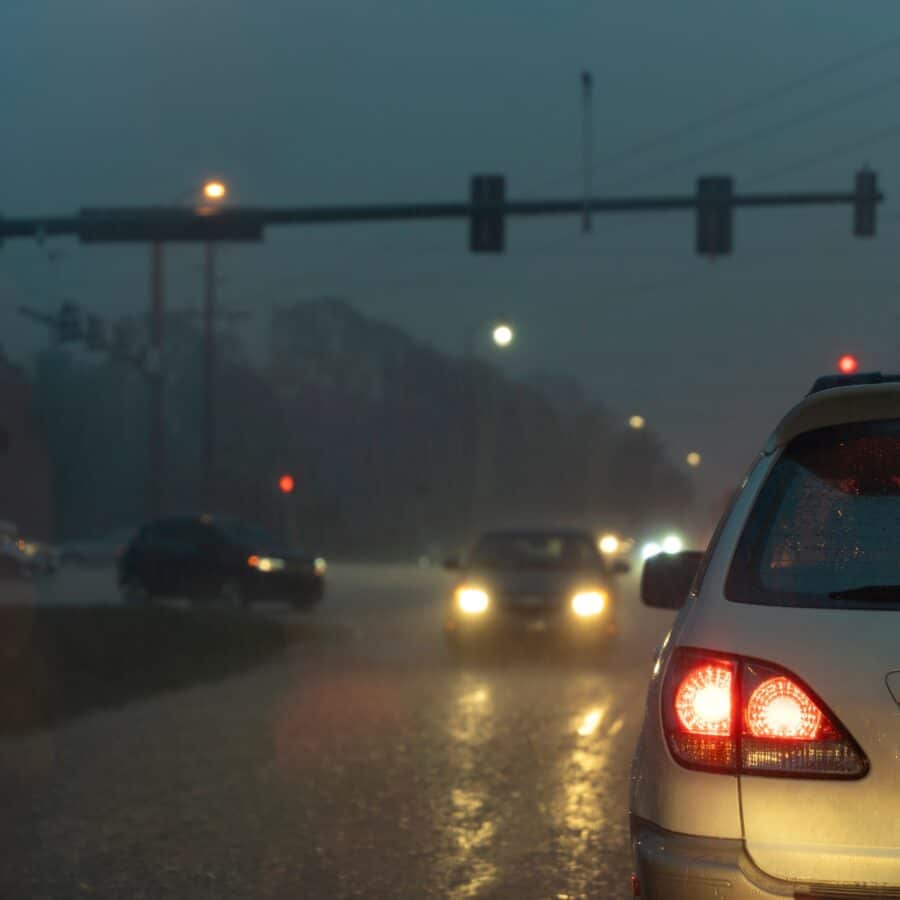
{"left": 630, "top": 372, "right": 900, "bottom": 898}
{"left": 444, "top": 528, "right": 629, "bottom": 651}
{"left": 0, "top": 537, "right": 31, "bottom": 580}
{"left": 0, "top": 521, "right": 56, "bottom": 576}
{"left": 15, "top": 538, "right": 60, "bottom": 574}
{"left": 117, "top": 515, "right": 326, "bottom": 609}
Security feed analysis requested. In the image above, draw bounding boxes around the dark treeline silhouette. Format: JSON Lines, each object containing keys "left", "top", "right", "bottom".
{"left": 31, "top": 299, "right": 693, "bottom": 557}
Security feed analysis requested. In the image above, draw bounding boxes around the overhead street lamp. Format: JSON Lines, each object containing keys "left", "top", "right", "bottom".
{"left": 628, "top": 415, "right": 645, "bottom": 430}
{"left": 492, "top": 322, "right": 514, "bottom": 348}
{"left": 686, "top": 451, "right": 702, "bottom": 468}
{"left": 200, "top": 180, "right": 228, "bottom": 510}
{"left": 148, "top": 177, "right": 230, "bottom": 518}
{"left": 202, "top": 180, "right": 227, "bottom": 202}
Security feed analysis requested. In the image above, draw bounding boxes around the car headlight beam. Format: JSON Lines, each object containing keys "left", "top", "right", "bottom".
{"left": 571, "top": 590, "right": 607, "bottom": 617}
{"left": 456, "top": 586, "right": 490, "bottom": 615}
{"left": 247, "top": 555, "right": 286, "bottom": 572}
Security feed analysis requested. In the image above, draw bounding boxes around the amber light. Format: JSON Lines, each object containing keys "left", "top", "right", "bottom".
{"left": 674, "top": 664, "right": 733, "bottom": 735}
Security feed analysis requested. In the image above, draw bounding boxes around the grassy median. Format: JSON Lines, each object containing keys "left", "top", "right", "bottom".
{"left": 0, "top": 605, "right": 309, "bottom": 736}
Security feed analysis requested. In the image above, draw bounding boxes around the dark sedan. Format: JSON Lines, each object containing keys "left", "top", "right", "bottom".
{"left": 118, "top": 515, "right": 326, "bottom": 609}
{"left": 444, "top": 528, "right": 628, "bottom": 651}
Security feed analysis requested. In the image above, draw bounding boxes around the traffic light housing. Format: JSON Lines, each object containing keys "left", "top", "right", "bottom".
{"left": 469, "top": 175, "right": 505, "bottom": 253}
{"left": 57, "top": 302, "right": 82, "bottom": 343}
{"left": 696, "top": 176, "right": 734, "bottom": 257}
{"left": 853, "top": 169, "right": 878, "bottom": 237}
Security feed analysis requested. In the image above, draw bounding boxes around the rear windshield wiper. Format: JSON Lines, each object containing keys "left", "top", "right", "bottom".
{"left": 828, "top": 584, "right": 900, "bottom": 600}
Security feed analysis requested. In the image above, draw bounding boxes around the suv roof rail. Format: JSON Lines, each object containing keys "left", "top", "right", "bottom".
{"left": 808, "top": 372, "right": 900, "bottom": 395}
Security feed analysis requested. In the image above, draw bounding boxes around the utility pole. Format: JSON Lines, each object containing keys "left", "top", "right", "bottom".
{"left": 149, "top": 242, "right": 165, "bottom": 519}
{"left": 581, "top": 70, "right": 593, "bottom": 234}
{"left": 203, "top": 241, "right": 216, "bottom": 512}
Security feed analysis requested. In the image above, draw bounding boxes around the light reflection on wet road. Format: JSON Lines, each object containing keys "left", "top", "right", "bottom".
{"left": 0, "top": 563, "right": 675, "bottom": 898}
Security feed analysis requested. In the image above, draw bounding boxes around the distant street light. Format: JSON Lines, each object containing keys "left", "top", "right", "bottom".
{"left": 838, "top": 353, "right": 859, "bottom": 374}
{"left": 492, "top": 322, "right": 514, "bottom": 348}
{"left": 279, "top": 474, "right": 295, "bottom": 495}
{"left": 598, "top": 533, "right": 620, "bottom": 555}
{"left": 629, "top": 415, "right": 646, "bottom": 430}
{"left": 686, "top": 451, "right": 702, "bottom": 468}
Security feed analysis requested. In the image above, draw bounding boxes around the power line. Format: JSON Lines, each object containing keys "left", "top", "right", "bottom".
{"left": 604, "top": 73, "right": 900, "bottom": 191}
{"left": 745, "top": 122, "right": 900, "bottom": 186}
{"left": 525, "top": 34, "right": 900, "bottom": 195}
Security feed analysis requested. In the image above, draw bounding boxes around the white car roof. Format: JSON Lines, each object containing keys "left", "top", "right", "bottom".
{"left": 765, "top": 382, "right": 900, "bottom": 451}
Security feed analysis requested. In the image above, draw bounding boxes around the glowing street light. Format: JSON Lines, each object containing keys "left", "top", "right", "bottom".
{"left": 838, "top": 353, "right": 859, "bottom": 374}
{"left": 492, "top": 323, "right": 514, "bottom": 348}
{"left": 629, "top": 415, "right": 646, "bottom": 430}
{"left": 598, "top": 534, "right": 620, "bottom": 555}
{"left": 686, "top": 451, "right": 702, "bottom": 468}
{"left": 202, "top": 180, "right": 227, "bottom": 201}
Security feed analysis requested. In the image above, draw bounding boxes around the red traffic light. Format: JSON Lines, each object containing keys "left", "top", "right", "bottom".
{"left": 278, "top": 474, "right": 295, "bottom": 495}
{"left": 838, "top": 354, "right": 859, "bottom": 375}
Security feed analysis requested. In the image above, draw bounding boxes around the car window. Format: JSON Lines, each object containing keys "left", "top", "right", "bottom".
{"left": 726, "top": 420, "right": 900, "bottom": 609}
{"left": 470, "top": 533, "right": 598, "bottom": 569}
{"left": 216, "top": 519, "right": 280, "bottom": 547}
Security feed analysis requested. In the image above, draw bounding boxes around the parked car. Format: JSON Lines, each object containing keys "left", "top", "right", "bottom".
{"left": 631, "top": 371, "right": 900, "bottom": 898}
{"left": 118, "top": 514, "right": 326, "bottom": 609}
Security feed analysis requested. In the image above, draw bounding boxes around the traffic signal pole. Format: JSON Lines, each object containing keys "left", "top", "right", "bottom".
{"left": 149, "top": 242, "right": 165, "bottom": 519}
{"left": 203, "top": 241, "right": 216, "bottom": 513}
{"left": 581, "top": 71, "right": 593, "bottom": 234}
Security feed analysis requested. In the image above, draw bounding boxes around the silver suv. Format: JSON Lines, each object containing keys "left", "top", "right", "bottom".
{"left": 630, "top": 373, "right": 900, "bottom": 898}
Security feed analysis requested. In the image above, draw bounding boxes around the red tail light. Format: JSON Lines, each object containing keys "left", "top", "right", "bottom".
{"left": 662, "top": 648, "right": 867, "bottom": 778}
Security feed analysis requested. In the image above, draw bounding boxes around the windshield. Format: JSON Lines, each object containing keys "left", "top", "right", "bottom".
{"left": 216, "top": 519, "right": 281, "bottom": 548}
{"left": 470, "top": 533, "right": 598, "bottom": 569}
{"left": 727, "top": 420, "right": 900, "bottom": 608}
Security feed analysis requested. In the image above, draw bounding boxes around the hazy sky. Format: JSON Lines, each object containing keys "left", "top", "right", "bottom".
{"left": 5, "top": 0, "right": 900, "bottom": 508}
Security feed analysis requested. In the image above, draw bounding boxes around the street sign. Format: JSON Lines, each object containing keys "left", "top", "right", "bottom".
{"left": 469, "top": 175, "right": 506, "bottom": 253}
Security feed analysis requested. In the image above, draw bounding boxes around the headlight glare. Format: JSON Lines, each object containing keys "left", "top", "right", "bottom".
{"left": 247, "top": 555, "right": 286, "bottom": 572}
{"left": 571, "top": 590, "right": 607, "bottom": 617}
{"left": 456, "top": 586, "right": 490, "bottom": 615}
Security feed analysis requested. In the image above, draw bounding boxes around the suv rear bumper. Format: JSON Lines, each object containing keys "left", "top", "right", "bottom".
{"left": 632, "top": 817, "right": 795, "bottom": 899}
{"left": 632, "top": 818, "right": 900, "bottom": 898}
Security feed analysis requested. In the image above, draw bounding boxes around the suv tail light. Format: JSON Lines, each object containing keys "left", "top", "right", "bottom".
{"left": 662, "top": 648, "right": 868, "bottom": 778}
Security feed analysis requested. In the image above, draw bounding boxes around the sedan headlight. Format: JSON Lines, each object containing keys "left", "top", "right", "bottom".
{"left": 247, "top": 555, "right": 286, "bottom": 573}
{"left": 455, "top": 586, "right": 490, "bottom": 615}
{"left": 571, "top": 590, "right": 607, "bottom": 617}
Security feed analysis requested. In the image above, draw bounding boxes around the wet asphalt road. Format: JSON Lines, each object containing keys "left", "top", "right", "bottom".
{"left": 0, "top": 564, "right": 675, "bottom": 899}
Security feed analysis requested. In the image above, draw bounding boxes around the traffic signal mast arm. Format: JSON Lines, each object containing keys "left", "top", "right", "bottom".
{"left": 0, "top": 170, "right": 882, "bottom": 256}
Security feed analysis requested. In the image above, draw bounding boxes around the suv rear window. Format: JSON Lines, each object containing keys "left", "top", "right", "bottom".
{"left": 727, "top": 420, "right": 900, "bottom": 609}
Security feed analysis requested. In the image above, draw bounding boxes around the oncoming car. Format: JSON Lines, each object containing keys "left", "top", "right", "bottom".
{"left": 630, "top": 373, "right": 900, "bottom": 898}
{"left": 444, "top": 528, "right": 628, "bottom": 652}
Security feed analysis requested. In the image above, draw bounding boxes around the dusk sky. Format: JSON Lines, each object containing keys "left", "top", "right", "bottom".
{"left": 4, "top": 0, "right": 900, "bottom": 508}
